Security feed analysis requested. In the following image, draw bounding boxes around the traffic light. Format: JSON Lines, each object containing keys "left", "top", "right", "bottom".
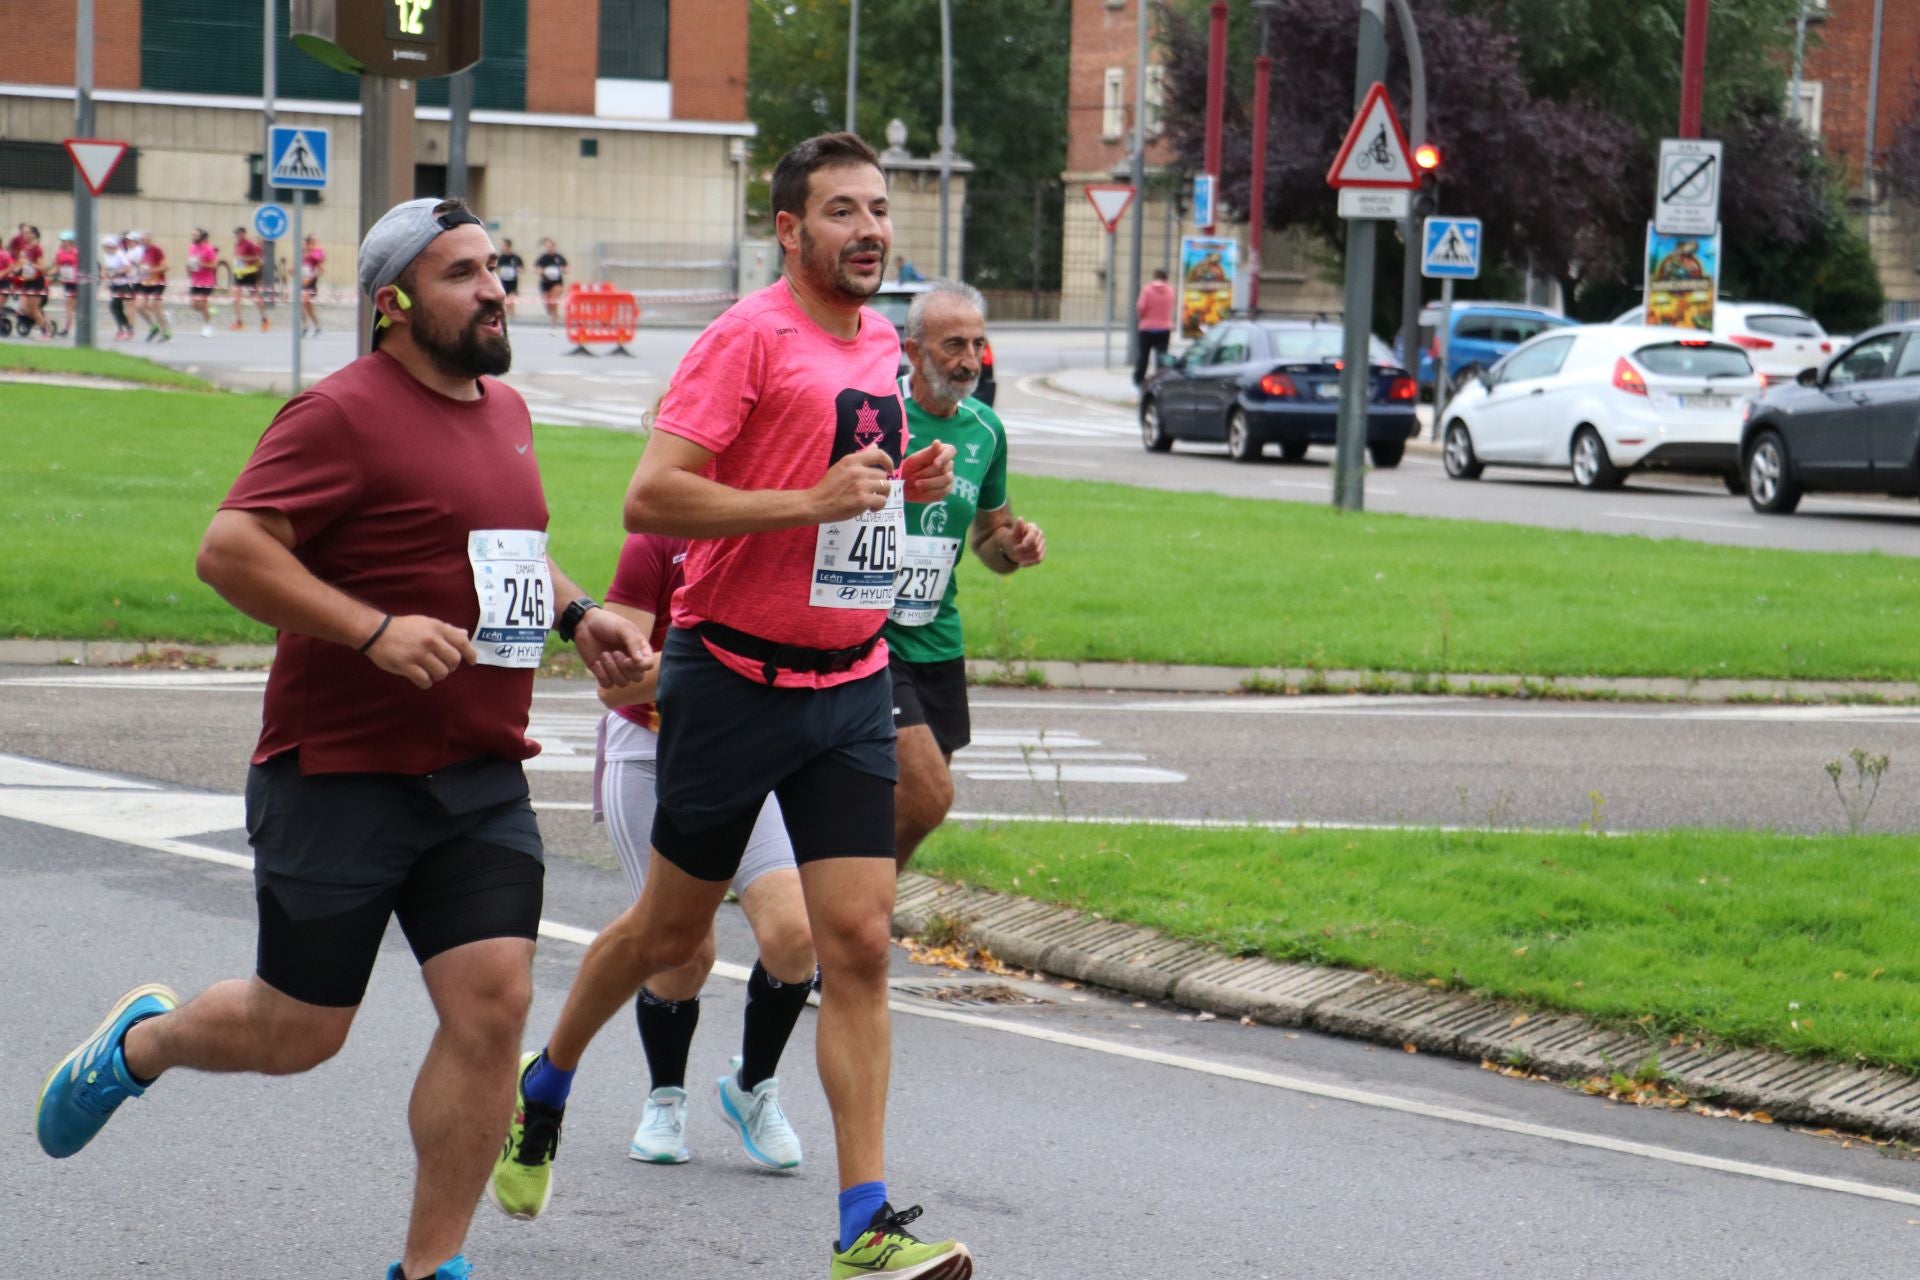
{"left": 1412, "top": 142, "right": 1442, "bottom": 219}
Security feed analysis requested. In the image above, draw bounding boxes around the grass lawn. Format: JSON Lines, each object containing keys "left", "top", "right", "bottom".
{"left": 915, "top": 821, "right": 1920, "bottom": 1071}
{"left": 9, "top": 378, "right": 1920, "bottom": 684}
{"left": 0, "top": 344, "right": 214, "bottom": 390}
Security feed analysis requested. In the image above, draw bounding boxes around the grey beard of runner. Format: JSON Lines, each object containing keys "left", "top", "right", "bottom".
{"left": 796, "top": 225, "right": 887, "bottom": 304}
{"left": 410, "top": 295, "right": 512, "bottom": 379}
{"left": 912, "top": 348, "right": 975, "bottom": 410}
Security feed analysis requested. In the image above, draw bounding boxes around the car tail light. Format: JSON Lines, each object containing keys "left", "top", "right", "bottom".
{"left": 1387, "top": 376, "right": 1417, "bottom": 401}
{"left": 1259, "top": 373, "right": 1298, "bottom": 399}
{"left": 981, "top": 340, "right": 995, "bottom": 368}
{"left": 1730, "top": 334, "right": 1774, "bottom": 351}
{"left": 1820, "top": 341, "right": 1832, "bottom": 354}
{"left": 1612, "top": 357, "right": 1648, "bottom": 396}
{"left": 1679, "top": 338, "right": 1709, "bottom": 347}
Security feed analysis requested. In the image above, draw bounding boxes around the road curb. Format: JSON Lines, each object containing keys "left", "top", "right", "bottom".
{"left": 892, "top": 871, "right": 1920, "bottom": 1141}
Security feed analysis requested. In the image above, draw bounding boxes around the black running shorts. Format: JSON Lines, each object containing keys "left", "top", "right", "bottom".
{"left": 889, "top": 654, "right": 971, "bottom": 757}
{"left": 244, "top": 753, "right": 546, "bottom": 1007}
{"left": 651, "top": 627, "right": 897, "bottom": 879}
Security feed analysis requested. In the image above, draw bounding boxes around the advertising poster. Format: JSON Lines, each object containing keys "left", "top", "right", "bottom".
{"left": 1641, "top": 225, "right": 1720, "bottom": 331}
{"left": 1179, "top": 235, "right": 1238, "bottom": 339}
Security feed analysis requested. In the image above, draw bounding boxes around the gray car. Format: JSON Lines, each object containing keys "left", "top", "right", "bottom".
{"left": 1740, "top": 322, "right": 1920, "bottom": 514}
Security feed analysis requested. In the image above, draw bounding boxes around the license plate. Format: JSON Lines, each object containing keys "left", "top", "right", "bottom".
{"left": 1678, "top": 394, "right": 1732, "bottom": 409}
{"left": 1315, "top": 382, "right": 1340, "bottom": 400}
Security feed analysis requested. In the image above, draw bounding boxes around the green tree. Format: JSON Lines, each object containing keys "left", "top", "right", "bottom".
{"left": 747, "top": 0, "right": 1071, "bottom": 290}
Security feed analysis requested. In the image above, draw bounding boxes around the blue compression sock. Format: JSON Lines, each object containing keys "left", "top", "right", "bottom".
{"left": 522, "top": 1051, "right": 576, "bottom": 1110}
{"left": 838, "top": 1181, "right": 889, "bottom": 1252}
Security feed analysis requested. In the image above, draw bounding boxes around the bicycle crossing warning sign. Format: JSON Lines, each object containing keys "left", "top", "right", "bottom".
{"left": 1326, "top": 83, "right": 1417, "bottom": 190}
{"left": 1421, "top": 217, "right": 1482, "bottom": 279}
{"left": 269, "top": 125, "right": 330, "bottom": 191}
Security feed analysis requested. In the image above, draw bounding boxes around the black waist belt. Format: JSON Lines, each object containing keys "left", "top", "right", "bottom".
{"left": 694, "top": 620, "right": 884, "bottom": 687}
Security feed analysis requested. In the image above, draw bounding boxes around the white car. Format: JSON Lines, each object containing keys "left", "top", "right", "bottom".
{"left": 1440, "top": 325, "right": 1764, "bottom": 491}
{"left": 1609, "top": 300, "right": 1834, "bottom": 386}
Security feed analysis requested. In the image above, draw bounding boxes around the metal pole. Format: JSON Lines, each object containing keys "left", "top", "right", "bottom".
{"left": 1789, "top": 1, "right": 1809, "bottom": 131}
{"left": 1104, "top": 227, "right": 1117, "bottom": 369}
{"left": 291, "top": 189, "right": 303, "bottom": 391}
{"left": 1390, "top": 0, "right": 1427, "bottom": 388}
{"left": 1334, "top": 0, "right": 1389, "bottom": 512}
{"left": 1201, "top": 2, "right": 1227, "bottom": 233}
{"left": 1678, "top": 0, "right": 1708, "bottom": 138}
{"left": 261, "top": 0, "right": 277, "bottom": 303}
{"left": 845, "top": 0, "right": 859, "bottom": 133}
{"left": 1127, "top": 0, "right": 1148, "bottom": 370}
{"left": 1863, "top": 0, "right": 1886, "bottom": 201}
{"left": 72, "top": 0, "right": 96, "bottom": 349}
{"left": 938, "top": 0, "right": 953, "bottom": 277}
{"left": 358, "top": 76, "right": 418, "bottom": 355}
{"left": 447, "top": 68, "right": 473, "bottom": 198}
{"left": 1433, "top": 276, "right": 1454, "bottom": 438}
{"left": 1247, "top": 38, "right": 1271, "bottom": 315}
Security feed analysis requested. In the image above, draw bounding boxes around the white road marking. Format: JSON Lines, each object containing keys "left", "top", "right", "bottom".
{"left": 968, "top": 697, "right": 1920, "bottom": 725}
{"left": 0, "top": 754, "right": 159, "bottom": 790}
{"left": 0, "top": 672, "right": 268, "bottom": 690}
{"left": 5, "top": 752, "right": 1917, "bottom": 1212}
{"left": 1604, "top": 512, "right": 1763, "bottom": 532}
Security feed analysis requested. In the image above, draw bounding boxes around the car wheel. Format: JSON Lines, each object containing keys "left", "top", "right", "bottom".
{"left": 1745, "top": 431, "right": 1802, "bottom": 514}
{"left": 1570, "top": 426, "right": 1624, "bottom": 490}
{"left": 1279, "top": 440, "right": 1310, "bottom": 462}
{"left": 1226, "top": 409, "right": 1261, "bottom": 463}
{"left": 1369, "top": 440, "right": 1405, "bottom": 469}
{"left": 1442, "top": 421, "right": 1482, "bottom": 480}
{"left": 1140, "top": 397, "right": 1172, "bottom": 453}
{"left": 1722, "top": 470, "right": 1747, "bottom": 496}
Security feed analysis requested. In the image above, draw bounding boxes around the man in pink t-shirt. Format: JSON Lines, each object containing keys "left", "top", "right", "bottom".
{"left": 187, "top": 229, "right": 219, "bottom": 336}
{"left": 1134, "top": 266, "right": 1177, "bottom": 388}
{"left": 491, "top": 132, "right": 973, "bottom": 1278}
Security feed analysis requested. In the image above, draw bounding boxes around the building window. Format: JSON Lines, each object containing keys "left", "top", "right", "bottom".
{"left": 0, "top": 140, "right": 138, "bottom": 194}
{"left": 1145, "top": 65, "right": 1165, "bottom": 137}
{"left": 1789, "top": 79, "right": 1823, "bottom": 135}
{"left": 1102, "top": 67, "right": 1125, "bottom": 142}
{"left": 600, "top": 0, "right": 670, "bottom": 81}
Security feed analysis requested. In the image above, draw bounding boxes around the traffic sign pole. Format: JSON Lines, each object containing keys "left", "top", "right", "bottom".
{"left": 1333, "top": 7, "right": 1395, "bottom": 512}
{"left": 291, "top": 190, "right": 303, "bottom": 393}
{"left": 1104, "top": 225, "right": 1117, "bottom": 370}
{"left": 72, "top": 0, "right": 96, "bottom": 350}
{"left": 1434, "top": 277, "right": 1454, "bottom": 434}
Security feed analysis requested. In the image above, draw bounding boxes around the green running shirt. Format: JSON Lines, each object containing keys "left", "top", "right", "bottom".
{"left": 884, "top": 375, "right": 1009, "bottom": 664}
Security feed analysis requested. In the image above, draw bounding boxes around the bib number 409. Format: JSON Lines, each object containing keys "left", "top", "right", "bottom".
{"left": 845, "top": 521, "right": 898, "bottom": 572}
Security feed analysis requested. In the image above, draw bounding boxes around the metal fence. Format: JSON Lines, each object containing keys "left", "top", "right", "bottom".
{"left": 962, "top": 179, "right": 1064, "bottom": 317}
{"left": 593, "top": 241, "right": 738, "bottom": 327}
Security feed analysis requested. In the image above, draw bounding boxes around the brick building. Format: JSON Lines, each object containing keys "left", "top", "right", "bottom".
{"left": 1060, "top": 0, "right": 1338, "bottom": 328}
{"left": 0, "top": 0, "right": 758, "bottom": 320}
{"left": 1794, "top": 0, "right": 1920, "bottom": 313}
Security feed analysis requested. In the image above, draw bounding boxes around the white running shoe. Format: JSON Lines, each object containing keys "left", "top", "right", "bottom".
{"left": 200, "top": 325, "right": 213, "bottom": 337}
{"left": 711, "top": 1055, "right": 803, "bottom": 1170}
{"left": 627, "top": 1086, "right": 690, "bottom": 1164}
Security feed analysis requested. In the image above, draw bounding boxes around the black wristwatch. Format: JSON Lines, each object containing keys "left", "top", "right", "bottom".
{"left": 557, "top": 596, "right": 600, "bottom": 644}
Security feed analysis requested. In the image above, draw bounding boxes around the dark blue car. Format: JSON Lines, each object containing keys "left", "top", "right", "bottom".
{"left": 1140, "top": 320, "right": 1419, "bottom": 465}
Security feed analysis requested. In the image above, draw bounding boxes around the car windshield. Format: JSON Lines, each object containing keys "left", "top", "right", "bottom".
{"left": 1632, "top": 342, "right": 1753, "bottom": 378}
{"left": 1744, "top": 312, "right": 1823, "bottom": 338}
{"left": 1261, "top": 329, "right": 1400, "bottom": 365}
{"left": 866, "top": 292, "right": 916, "bottom": 325}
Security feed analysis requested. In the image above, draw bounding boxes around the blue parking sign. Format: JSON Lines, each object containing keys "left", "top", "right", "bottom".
{"left": 254, "top": 204, "right": 289, "bottom": 242}
{"left": 268, "top": 125, "right": 330, "bottom": 191}
{"left": 1422, "top": 217, "right": 1481, "bottom": 280}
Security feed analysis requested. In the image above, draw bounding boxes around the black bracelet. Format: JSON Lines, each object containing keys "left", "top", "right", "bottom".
{"left": 357, "top": 614, "right": 391, "bottom": 654}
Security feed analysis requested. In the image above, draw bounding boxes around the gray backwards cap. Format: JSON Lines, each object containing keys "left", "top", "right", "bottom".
{"left": 357, "top": 197, "right": 483, "bottom": 300}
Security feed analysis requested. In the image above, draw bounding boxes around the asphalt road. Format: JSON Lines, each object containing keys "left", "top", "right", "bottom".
{"left": 120, "top": 321, "right": 1920, "bottom": 558}
{"left": 7, "top": 718, "right": 1920, "bottom": 1278}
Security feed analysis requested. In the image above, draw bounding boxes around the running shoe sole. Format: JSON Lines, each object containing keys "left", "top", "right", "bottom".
{"left": 834, "top": 1246, "right": 973, "bottom": 1279}
{"left": 626, "top": 1143, "right": 690, "bottom": 1165}
{"left": 36, "top": 982, "right": 178, "bottom": 1157}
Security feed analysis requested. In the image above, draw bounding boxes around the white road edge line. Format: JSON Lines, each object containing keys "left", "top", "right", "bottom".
{"left": 10, "top": 777, "right": 1920, "bottom": 1211}
{"left": 1603, "top": 511, "right": 1763, "bottom": 532}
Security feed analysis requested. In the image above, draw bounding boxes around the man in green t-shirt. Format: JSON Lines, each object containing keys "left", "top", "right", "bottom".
{"left": 886, "top": 280, "right": 1046, "bottom": 867}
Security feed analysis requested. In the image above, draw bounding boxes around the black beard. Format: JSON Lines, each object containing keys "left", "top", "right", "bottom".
{"left": 411, "top": 302, "right": 512, "bottom": 379}
{"left": 797, "top": 224, "right": 885, "bottom": 304}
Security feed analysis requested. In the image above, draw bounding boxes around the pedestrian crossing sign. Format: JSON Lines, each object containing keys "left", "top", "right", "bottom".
{"left": 269, "top": 125, "right": 330, "bottom": 191}
{"left": 1421, "top": 217, "right": 1482, "bottom": 280}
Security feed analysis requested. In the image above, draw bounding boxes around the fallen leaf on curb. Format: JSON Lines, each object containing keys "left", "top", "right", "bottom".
{"left": 1195, "top": 1011, "right": 1217, "bottom": 1022}
{"left": 1403, "top": 1043, "right": 1419, "bottom": 1054}
{"left": 1240, "top": 1016, "right": 1257, "bottom": 1026}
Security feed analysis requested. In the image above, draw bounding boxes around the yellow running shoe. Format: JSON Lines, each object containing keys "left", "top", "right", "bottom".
{"left": 830, "top": 1203, "right": 972, "bottom": 1279}
{"left": 486, "top": 1051, "right": 563, "bottom": 1220}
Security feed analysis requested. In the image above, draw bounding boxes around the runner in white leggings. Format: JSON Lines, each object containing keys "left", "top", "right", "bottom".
{"left": 593, "top": 530, "right": 818, "bottom": 1168}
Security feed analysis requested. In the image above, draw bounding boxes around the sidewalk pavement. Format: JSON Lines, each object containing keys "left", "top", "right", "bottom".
{"left": 892, "top": 871, "right": 1920, "bottom": 1142}
{"left": 1038, "top": 366, "right": 1440, "bottom": 445}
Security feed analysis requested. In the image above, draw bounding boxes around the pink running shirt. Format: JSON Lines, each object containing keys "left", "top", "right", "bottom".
{"left": 189, "top": 242, "right": 218, "bottom": 288}
{"left": 651, "top": 279, "right": 905, "bottom": 689}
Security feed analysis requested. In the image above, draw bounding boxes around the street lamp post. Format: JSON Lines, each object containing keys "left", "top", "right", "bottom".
{"left": 1247, "top": 0, "right": 1278, "bottom": 315}
{"left": 937, "top": 0, "right": 954, "bottom": 277}
{"left": 846, "top": 0, "right": 859, "bottom": 133}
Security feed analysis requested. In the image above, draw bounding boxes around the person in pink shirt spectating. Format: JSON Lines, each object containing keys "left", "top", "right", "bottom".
{"left": 1134, "top": 267, "right": 1176, "bottom": 389}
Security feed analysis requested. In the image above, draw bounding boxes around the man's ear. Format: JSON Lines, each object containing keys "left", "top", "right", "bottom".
{"left": 774, "top": 210, "right": 800, "bottom": 255}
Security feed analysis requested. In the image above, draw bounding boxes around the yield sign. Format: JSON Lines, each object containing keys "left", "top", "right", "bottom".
{"left": 1084, "top": 184, "right": 1136, "bottom": 233}
{"left": 64, "top": 138, "right": 130, "bottom": 197}
{"left": 1325, "top": 83, "right": 1417, "bottom": 190}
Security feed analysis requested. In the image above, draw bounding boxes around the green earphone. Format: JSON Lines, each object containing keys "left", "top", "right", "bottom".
{"left": 376, "top": 286, "right": 413, "bottom": 330}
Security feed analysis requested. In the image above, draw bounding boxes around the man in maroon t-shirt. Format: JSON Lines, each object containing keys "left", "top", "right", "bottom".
{"left": 489, "top": 133, "right": 971, "bottom": 1278}
{"left": 33, "top": 197, "right": 651, "bottom": 1280}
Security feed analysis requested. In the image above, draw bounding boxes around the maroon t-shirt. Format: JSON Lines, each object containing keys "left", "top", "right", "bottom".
{"left": 220, "top": 350, "right": 550, "bottom": 775}
{"left": 603, "top": 533, "right": 688, "bottom": 733}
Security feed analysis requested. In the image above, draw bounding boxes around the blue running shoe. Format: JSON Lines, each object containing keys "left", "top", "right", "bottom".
{"left": 36, "top": 982, "right": 178, "bottom": 1159}
{"left": 383, "top": 1255, "right": 472, "bottom": 1279}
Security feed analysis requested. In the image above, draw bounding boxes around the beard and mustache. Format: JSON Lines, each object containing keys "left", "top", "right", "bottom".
{"left": 408, "top": 295, "right": 512, "bottom": 379}
{"left": 797, "top": 224, "right": 887, "bottom": 305}
{"left": 913, "top": 350, "right": 978, "bottom": 408}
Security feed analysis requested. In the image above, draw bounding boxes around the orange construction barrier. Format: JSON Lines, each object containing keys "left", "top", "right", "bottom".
{"left": 563, "top": 281, "right": 640, "bottom": 357}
